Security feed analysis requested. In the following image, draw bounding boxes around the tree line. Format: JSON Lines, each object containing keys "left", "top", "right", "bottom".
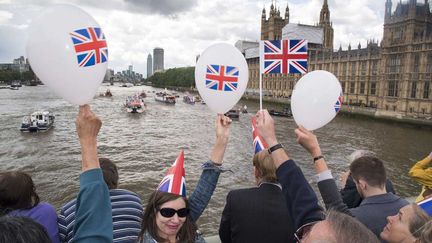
{"left": 147, "top": 67, "right": 195, "bottom": 88}
{"left": 0, "top": 70, "right": 35, "bottom": 83}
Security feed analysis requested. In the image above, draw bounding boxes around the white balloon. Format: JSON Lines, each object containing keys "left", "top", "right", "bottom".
{"left": 291, "top": 70, "right": 343, "bottom": 130}
{"left": 26, "top": 4, "right": 108, "bottom": 105}
{"left": 195, "top": 43, "right": 249, "bottom": 114}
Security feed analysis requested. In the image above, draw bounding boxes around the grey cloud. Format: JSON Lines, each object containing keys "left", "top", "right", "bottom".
{"left": 124, "top": 0, "right": 197, "bottom": 16}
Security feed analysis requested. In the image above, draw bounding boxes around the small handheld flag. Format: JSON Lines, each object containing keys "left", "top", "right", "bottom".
{"left": 157, "top": 150, "right": 187, "bottom": 197}
{"left": 418, "top": 197, "right": 432, "bottom": 216}
{"left": 260, "top": 39, "right": 308, "bottom": 74}
{"left": 252, "top": 117, "right": 268, "bottom": 154}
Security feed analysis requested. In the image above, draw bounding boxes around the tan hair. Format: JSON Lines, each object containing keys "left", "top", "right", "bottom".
{"left": 410, "top": 204, "right": 431, "bottom": 239}
{"left": 326, "top": 210, "right": 380, "bottom": 243}
{"left": 418, "top": 221, "right": 432, "bottom": 243}
{"left": 253, "top": 151, "right": 277, "bottom": 183}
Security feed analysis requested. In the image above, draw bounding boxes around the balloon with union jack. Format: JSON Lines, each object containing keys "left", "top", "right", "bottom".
{"left": 334, "top": 93, "right": 343, "bottom": 113}
{"left": 252, "top": 117, "right": 268, "bottom": 154}
{"left": 157, "top": 150, "right": 187, "bottom": 197}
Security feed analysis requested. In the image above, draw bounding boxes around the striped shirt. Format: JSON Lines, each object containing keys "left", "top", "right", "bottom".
{"left": 58, "top": 189, "right": 143, "bottom": 243}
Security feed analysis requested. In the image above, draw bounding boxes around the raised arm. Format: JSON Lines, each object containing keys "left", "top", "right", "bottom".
{"left": 189, "top": 115, "right": 231, "bottom": 221}
{"left": 255, "top": 110, "right": 323, "bottom": 230}
{"left": 73, "top": 105, "right": 113, "bottom": 243}
{"left": 295, "top": 126, "right": 351, "bottom": 215}
{"left": 408, "top": 152, "right": 432, "bottom": 186}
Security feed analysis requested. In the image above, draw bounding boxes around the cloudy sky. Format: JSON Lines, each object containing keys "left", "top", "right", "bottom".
{"left": 0, "top": 0, "right": 412, "bottom": 76}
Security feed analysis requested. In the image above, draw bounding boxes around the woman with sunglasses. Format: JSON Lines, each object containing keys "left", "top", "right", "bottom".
{"left": 138, "top": 115, "right": 232, "bottom": 243}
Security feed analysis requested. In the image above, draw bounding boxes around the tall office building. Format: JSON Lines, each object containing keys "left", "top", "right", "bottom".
{"left": 153, "top": 47, "right": 164, "bottom": 73}
{"left": 147, "top": 54, "right": 153, "bottom": 78}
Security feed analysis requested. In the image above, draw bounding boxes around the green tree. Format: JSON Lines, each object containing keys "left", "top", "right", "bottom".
{"left": 149, "top": 67, "right": 195, "bottom": 88}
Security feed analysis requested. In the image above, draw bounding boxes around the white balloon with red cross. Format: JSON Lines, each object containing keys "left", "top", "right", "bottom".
{"left": 195, "top": 43, "right": 249, "bottom": 114}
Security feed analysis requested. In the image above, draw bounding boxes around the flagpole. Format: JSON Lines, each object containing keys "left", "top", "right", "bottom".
{"left": 259, "top": 73, "right": 263, "bottom": 111}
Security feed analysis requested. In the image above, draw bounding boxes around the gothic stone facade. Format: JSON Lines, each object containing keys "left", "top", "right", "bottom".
{"left": 248, "top": 0, "right": 432, "bottom": 118}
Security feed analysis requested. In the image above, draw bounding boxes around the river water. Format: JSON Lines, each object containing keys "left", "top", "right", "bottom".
{"left": 0, "top": 85, "right": 431, "bottom": 235}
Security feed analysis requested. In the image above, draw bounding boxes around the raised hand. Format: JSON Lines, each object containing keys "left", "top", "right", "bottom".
{"left": 255, "top": 109, "right": 278, "bottom": 147}
{"left": 215, "top": 114, "right": 232, "bottom": 144}
{"left": 75, "top": 105, "right": 101, "bottom": 172}
{"left": 294, "top": 126, "right": 321, "bottom": 157}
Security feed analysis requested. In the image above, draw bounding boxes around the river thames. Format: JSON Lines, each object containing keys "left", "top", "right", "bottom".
{"left": 0, "top": 84, "right": 431, "bottom": 235}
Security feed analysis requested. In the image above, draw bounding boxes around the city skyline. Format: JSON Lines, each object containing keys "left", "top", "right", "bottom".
{"left": 0, "top": 0, "right": 409, "bottom": 76}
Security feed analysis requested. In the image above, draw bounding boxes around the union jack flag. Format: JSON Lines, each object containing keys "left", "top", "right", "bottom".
{"left": 157, "top": 150, "right": 186, "bottom": 197}
{"left": 70, "top": 27, "right": 108, "bottom": 67}
{"left": 334, "top": 93, "right": 343, "bottom": 113}
{"left": 418, "top": 197, "right": 432, "bottom": 216}
{"left": 205, "top": 64, "right": 239, "bottom": 91}
{"left": 260, "top": 39, "right": 308, "bottom": 74}
{"left": 252, "top": 117, "right": 268, "bottom": 154}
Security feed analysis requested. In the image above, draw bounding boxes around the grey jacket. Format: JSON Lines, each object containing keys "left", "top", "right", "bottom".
{"left": 318, "top": 179, "right": 409, "bottom": 238}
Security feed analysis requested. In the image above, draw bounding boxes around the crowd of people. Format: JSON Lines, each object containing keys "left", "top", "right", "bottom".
{"left": 0, "top": 106, "right": 431, "bottom": 243}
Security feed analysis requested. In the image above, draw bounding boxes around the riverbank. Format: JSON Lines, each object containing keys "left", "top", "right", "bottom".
{"left": 242, "top": 94, "right": 432, "bottom": 129}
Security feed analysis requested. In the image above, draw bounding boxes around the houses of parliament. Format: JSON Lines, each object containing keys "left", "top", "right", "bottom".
{"left": 240, "top": 0, "right": 432, "bottom": 119}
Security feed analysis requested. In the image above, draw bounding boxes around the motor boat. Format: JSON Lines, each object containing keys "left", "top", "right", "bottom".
{"left": 155, "top": 92, "right": 176, "bottom": 104}
{"left": 183, "top": 95, "right": 195, "bottom": 104}
{"left": 269, "top": 107, "right": 292, "bottom": 117}
{"left": 125, "top": 95, "right": 146, "bottom": 113}
{"left": 20, "top": 111, "right": 55, "bottom": 132}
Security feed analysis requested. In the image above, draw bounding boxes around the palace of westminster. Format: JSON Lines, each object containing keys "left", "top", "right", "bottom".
{"left": 238, "top": 0, "right": 432, "bottom": 119}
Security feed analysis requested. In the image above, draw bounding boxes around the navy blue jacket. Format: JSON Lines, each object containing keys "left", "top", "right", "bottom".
{"left": 275, "top": 160, "right": 325, "bottom": 230}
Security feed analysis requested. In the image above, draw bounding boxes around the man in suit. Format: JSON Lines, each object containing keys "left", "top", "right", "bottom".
{"left": 219, "top": 150, "right": 295, "bottom": 243}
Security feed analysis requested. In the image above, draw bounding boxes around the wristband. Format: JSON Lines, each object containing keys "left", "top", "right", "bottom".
{"left": 268, "top": 143, "right": 283, "bottom": 154}
{"left": 313, "top": 155, "right": 324, "bottom": 163}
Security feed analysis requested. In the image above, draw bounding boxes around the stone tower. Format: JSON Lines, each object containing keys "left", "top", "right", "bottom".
{"left": 261, "top": 2, "right": 289, "bottom": 40}
{"left": 319, "top": 0, "right": 334, "bottom": 50}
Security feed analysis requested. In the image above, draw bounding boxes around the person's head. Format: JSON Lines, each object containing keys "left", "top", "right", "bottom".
{"left": 99, "top": 158, "right": 119, "bottom": 189}
{"left": 423, "top": 188, "right": 432, "bottom": 199}
{"left": 380, "top": 203, "right": 431, "bottom": 243}
{"left": 347, "top": 150, "right": 375, "bottom": 164}
{"left": 349, "top": 156, "right": 387, "bottom": 197}
{"left": 253, "top": 151, "right": 278, "bottom": 185}
{"left": 296, "top": 210, "right": 379, "bottom": 243}
{"left": 0, "top": 171, "right": 39, "bottom": 215}
{"left": 0, "top": 216, "right": 50, "bottom": 243}
{"left": 139, "top": 191, "right": 196, "bottom": 243}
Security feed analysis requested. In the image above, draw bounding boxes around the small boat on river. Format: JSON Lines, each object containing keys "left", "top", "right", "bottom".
{"left": 125, "top": 95, "right": 146, "bottom": 113}
{"left": 155, "top": 92, "right": 176, "bottom": 104}
{"left": 224, "top": 109, "right": 240, "bottom": 120}
{"left": 183, "top": 95, "right": 195, "bottom": 104}
{"left": 99, "top": 89, "right": 112, "bottom": 97}
{"left": 269, "top": 106, "right": 292, "bottom": 117}
{"left": 20, "top": 111, "right": 55, "bottom": 132}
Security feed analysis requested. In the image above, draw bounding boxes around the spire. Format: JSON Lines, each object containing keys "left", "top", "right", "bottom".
{"left": 385, "top": 0, "right": 392, "bottom": 21}
{"left": 285, "top": 2, "right": 290, "bottom": 23}
{"left": 319, "top": 0, "right": 331, "bottom": 25}
{"left": 262, "top": 5, "right": 266, "bottom": 20}
{"left": 348, "top": 43, "right": 351, "bottom": 51}
{"left": 358, "top": 42, "right": 361, "bottom": 49}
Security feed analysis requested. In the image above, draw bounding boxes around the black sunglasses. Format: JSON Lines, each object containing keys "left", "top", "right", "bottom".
{"left": 294, "top": 221, "right": 319, "bottom": 242}
{"left": 159, "top": 208, "right": 190, "bottom": 218}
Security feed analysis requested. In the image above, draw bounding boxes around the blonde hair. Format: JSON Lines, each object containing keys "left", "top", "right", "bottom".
{"left": 253, "top": 151, "right": 277, "bottom": 183}
{"left": 410, "top": 204, "right": 431, "bottom": 239}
